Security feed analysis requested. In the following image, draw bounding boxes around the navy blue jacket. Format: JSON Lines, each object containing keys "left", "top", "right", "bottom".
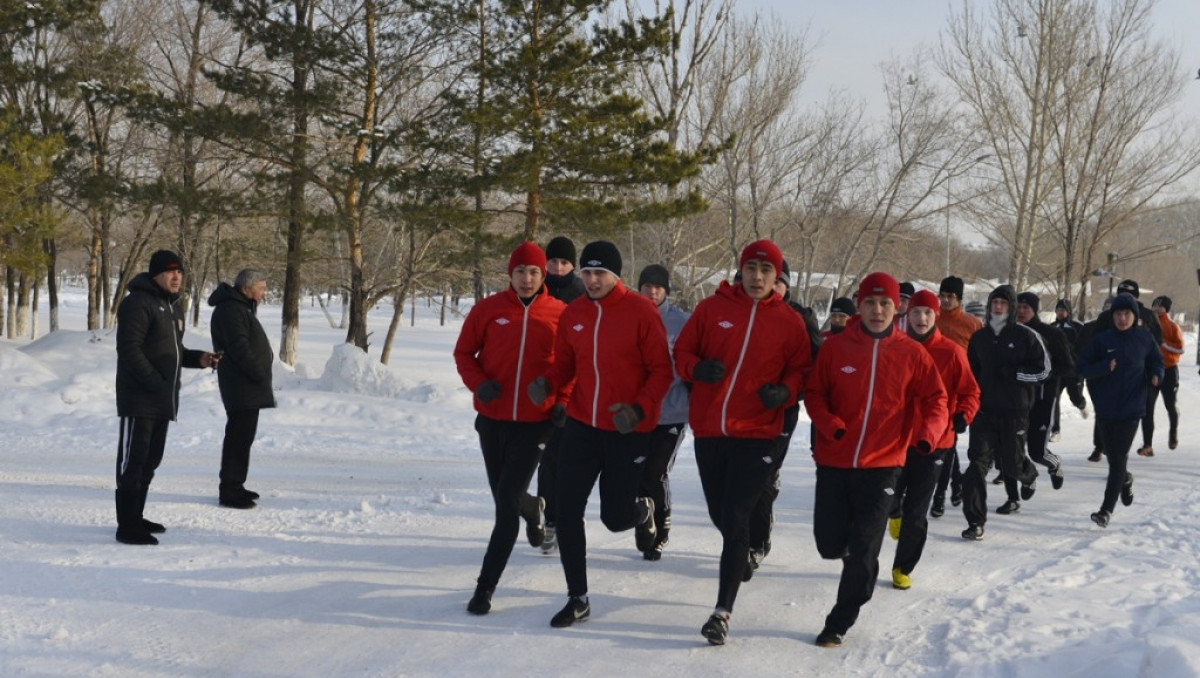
{"left": 1077, "top": 326, "right": 1164, "bottom": 421}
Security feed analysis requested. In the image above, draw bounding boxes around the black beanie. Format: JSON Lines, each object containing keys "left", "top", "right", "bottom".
{"left": 579, "top": 241, "right": 622, "bottom": 277}
{"left": 148, "top": 250, "right": 184, "bottom": 276}
{"left": 939, "top": 276, "right": 964, "bottom": 300}
{"left": 1055, "top": 298, "right": 1071, "bottom": 313}
{"left": 829, "top": 297, "right": 856, "bottom": 316}
{"left": 779, "top": 259, "right": 792, "bottom": 287}
{"left": 1116, "top": 279, "right": 1140, "bottom": 298}
{"left": 637, "top": 264, "right": 670, "bottom": 294}
{"left": 1153, "top": 295, "right": 1172, "bottom": 312}
{"left": 1016, "top": 291, "right": 1040, "bottom": 313}
{"left": 899, "top": 281, "right": 915, "bottom": 299}
{"left": 545, "top": 236, "right": 577, "bottom": 266}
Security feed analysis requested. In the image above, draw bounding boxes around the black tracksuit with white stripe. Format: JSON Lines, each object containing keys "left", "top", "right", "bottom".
{"left": 115, "top": 274, "right": 205, "bottom": 491}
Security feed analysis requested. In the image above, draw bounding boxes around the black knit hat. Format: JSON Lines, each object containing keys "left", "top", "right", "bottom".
{"left": 1055, "top": 298, "right": 1071, "bottom": 313}
{"left": 829, "top": 297, "right": 856, "bottom": 316}
{"left": 1153, "top": 295, "right": 1172, "bottom": 312}
{"left": 545, "top": 236, "right": 577, "bottom": 266}
{"left": 899, "top": 281, "right": 915, "bottom": 299}
{"left": 939, "top": 276, "right": 965, "bottom": 300}
{"left": 579, "top": 240, "right": 622, "bottom": 277}
{"left": 148, "top": 250, "right": 184, "bottom": 276}
{"left": 1016, "top": 291, "right": 1040, "bottom": 313}
{"left": 1116, "top": 279, "right": 1140, "bottom": 298}
{"left": 637, "top": 264, "right": 670, "bottom": 294}
{"left": 779, "top": 259, "right": 792, "bottom": 287}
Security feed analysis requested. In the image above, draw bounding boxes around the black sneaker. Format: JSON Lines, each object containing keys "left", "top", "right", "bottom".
{"left": 467, "top": 588, "right": 493, "bottom": 615}
{"left": 961, "top": 524, "right": 984, "bottom": 541}
{"left": 550, "top": 596, "right": 590, "bottom": 628}
{"left": 742, "top": 549, "right": 764, "bottom": 582}
{"left": 930, "top": 495, "right": 945, "bottom": 518}
{"left": 1136, "top": 446, "right": 1154, "bottom": 458}
{"left": 1050, "top": 465, "right": 1064, "bottom": 490}
{"left": 992, "top": 474, "right": 1005, "bottom": 485}
{"left": 115, "top": 527, "right": 159, "bottom": 545}
{"left": 219, "top": 495, "right": 256, "bottom": 509}
{"left": 1169, "top": 432, "right": 1179, "bottom": 450}
{"left": 1121, "top": 473, "right": 1134, "bottom": 506}
{"left": 815, "top": 628, "right": 844, "bottom": 648}
{"left": 1088, "top": 448, "right": 1103, "bottom": 462}
{"left": 141, "top": 518, "right": 167, "bottom": 534}
{"left": 950, "top": 486, "right": 962, "bottom": 507}
{"left": 644, "top": 531, "right": 669, "bottom": 561}
{"left": 634, "top": 497, "right": 657, "bottom": 554}
{"left": 519, "top": 494, "right": 546, "bottom": 547}
{"left": 1020, "top": 480, "right": 1036, "bottom": 501}
{"left": 996, "top": 500, "right": 1020, "bottom": 515}
{"left": 1091, "top": 510, "right": 1110, "bottom": 527}
{"left": 701, "top": 614, "right": 730, "bottom": 646}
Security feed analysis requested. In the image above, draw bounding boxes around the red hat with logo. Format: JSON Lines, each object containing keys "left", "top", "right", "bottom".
{"left": 857, "top": 272, "right": 901, "bottom": 307}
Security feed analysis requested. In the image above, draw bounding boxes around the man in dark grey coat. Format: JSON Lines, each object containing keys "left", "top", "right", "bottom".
{"left": 208, "top": 269, "right": 276, "bottom": 509}
{"left": 115, "top": 250, "right": 220, "bottom": 545}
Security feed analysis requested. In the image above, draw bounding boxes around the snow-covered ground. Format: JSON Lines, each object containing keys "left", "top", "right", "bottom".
{"left": 3, "top": 287, "right": 1200, "bottom": 678}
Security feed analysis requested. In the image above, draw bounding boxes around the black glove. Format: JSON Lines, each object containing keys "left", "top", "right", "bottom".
{"left": 916, "top": 440, "right": 933, "bottom": 454}
{"left": 609, "top": 403, "right": 644, "bottom": 434}
{"left": 953, "top": 412, "right": 968, "bottom": 434}
{"left": 551, "top": 403, "right": 567, "bottom": 428}
{"left": 527, "top": 376, "right": 550, "bottom": 406}
{"left": 757, "top": 383, "right": 790, "bottom": 409}
{"left": 475, "top": 380, "right": 502, "bottom": 403}
{"left": 833, "top": 428, "right": 846, "bottom": 440}
{"left": 692, "top": 359, "right": 726, "bottom": 383}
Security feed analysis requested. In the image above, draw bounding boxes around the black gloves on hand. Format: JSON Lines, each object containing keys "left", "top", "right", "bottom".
{"left": 833, "top": 429, "right": 846, "bottom": 440}
{"left": 475, "top": 380, "right": 502, "bottom": 404}
{"left": 551, "top": 403, "right": 567, "bottom": 428}
{"left": 757, "top": 383, "right": 790, "bottom": 409}
{"left": 692, "top": 359, "right": 726, "bottom": 383}
{"left": 609, "top": 403, "right": 644, "bottom": 434}
{"left": 527, "top": 376, "right": 550, "bottom": 406}
{"left": 953, "top": 412, "right": 968, "bottom": 434}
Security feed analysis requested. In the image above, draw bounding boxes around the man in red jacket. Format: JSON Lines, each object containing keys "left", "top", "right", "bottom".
{"left": 805, "top": 272, "right": 948, "bottom": 648}
{"left": 453, "top": 242, "right": 568, "bottom": 616}
{"left": 887, "top": 290, "right": 979, "bottom": 591}
{"left": 526, "top": 240, "right": 675, "bottom": 629}
{"left": 673, "top": 239, "right": 812, "bottom": 646}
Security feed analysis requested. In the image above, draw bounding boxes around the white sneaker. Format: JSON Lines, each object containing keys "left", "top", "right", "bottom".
{"left": 541, "top": 525, "right": 558, "bottom": 555}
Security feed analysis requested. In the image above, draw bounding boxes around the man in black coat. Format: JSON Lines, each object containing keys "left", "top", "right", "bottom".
{"left": 208, "top": 269, "right": 276, "bottom": 509}
{"left": 960, "top": 285, "right": 1050, "bottom": 540}
{"left": 115, "top": 250, "right": 220, "bottom": 545}
{"left": 1051, "top": 299, "right": 1088, "bottom": 440}
{"left": 1016, "top": 292, "right": 1072, "bottom": 493}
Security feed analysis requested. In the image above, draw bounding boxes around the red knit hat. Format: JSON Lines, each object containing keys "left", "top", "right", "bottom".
{"left": 739, "top": 239, "right": 784, "bottom": 276}
{"left": 908, "top": 289, "right": 940, "bottom": 316}
{"left": 508, "top": 241, "right": 547, "bottom": 276}
{"left": 857, "top": 272, "right": 900, "bottom": 307}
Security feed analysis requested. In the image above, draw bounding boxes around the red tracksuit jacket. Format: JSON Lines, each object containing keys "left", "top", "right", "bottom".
{"left": 454, "top": 286, "right": 567, "bottom": 422}
{"left": 917, "top": 328, "right": 981, "bottom": 450}
{"left": 806, "top": 320, "right": 948, "bottom": 468}
{"left": 674, "top": 281, "right": 812, "bottom": 440}
{"left": 547, "top": 281, "right": 674, "bottom": 433}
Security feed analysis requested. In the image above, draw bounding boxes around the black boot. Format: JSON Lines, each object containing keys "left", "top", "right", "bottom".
{"left": 137, "top": 487, "right": 166, "bottom": 534}
{"left": 115, "top": 489, "right": 158, "bottom": 545}
{"left": 219, "top": 483, "right": 256, "bottom": 509}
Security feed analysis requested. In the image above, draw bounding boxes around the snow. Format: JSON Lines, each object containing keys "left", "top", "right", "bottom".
{"left": 4, "top": 287, "right": 1200, "bottom": 678}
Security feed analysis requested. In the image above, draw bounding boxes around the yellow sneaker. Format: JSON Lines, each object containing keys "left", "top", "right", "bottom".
{"left": 892, "top": 568, "right": 912, "bottom": 590}
{"left": 888, "top": 516, "right": 902, "bottom": 540}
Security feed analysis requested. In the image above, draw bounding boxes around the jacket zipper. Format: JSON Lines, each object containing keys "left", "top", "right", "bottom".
{"left": 590, "top": 302, "right": 602, "bottom": 427}
{"left": 512, "top": 300, "right": 531, "bottom": 421}
{"left": 720, "top": 300, "right": 759, "bottom": 436}
{"left": 851, "top": 337, "right": 881, "bottom": 468}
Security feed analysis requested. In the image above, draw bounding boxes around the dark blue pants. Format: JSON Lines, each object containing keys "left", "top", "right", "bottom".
{"left": 474, "top": 415, "right": 550, "bottom": 591}
{"left": 556, "top": 419, "right": 651, "bottom": 598}
{"left": 1098, "top": 418, "right": 1138, "bottom": 514}
{"left": 695, "top": 437, "right": 777, "bottom": 612}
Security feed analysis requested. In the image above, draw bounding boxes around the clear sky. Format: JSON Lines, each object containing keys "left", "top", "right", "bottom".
{"left": 738, "top": 0, "right": 1200, "bottom": 127}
